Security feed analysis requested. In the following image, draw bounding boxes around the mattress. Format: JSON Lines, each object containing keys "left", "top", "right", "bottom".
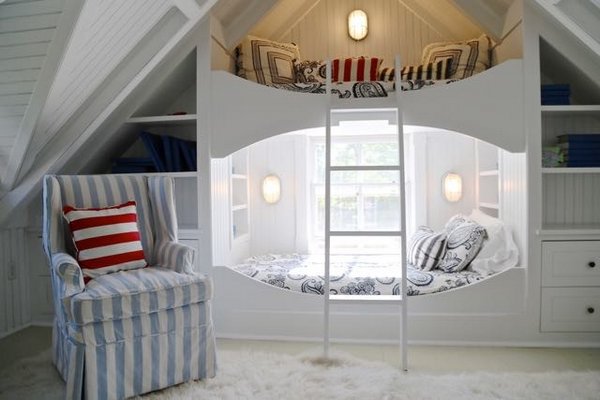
{"left": 230, "top": 253, "right": 487, "bottom": 296}
{"left": 269, "top": 79, "right": 458, "bottom": 98}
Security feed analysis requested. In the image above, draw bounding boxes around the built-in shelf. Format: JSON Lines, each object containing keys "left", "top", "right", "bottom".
{"left": 232, "top": 204, "right": 247, "bottom": 211}
{"left": 538, "top": 223, "right": 600, "bottom": 237}
{"left": 541, "top": 105, "right": 600, "bottom": 114}
{"left": 126, "top": 114, "right": 197, "bottom": 125}
{"left": 479, "top": 169, "right": 499, "bottom": 176}
{"left": 178, "top": 228, "right": 199, "bottom": 238}
{"left": 542, "top": 167, "right": 600, "bottom": 174}
{"left": 231, "top": 174, "right": 247, "bottom": 180}
{"left": 479, "top": 202, "right": 499, "bottom": 209}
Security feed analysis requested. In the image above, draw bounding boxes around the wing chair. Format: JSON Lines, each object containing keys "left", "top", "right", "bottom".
{"left": 42, "top": 174, "right": 216, "bottom": 400}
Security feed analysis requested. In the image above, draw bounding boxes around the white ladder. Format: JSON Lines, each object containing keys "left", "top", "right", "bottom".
{"left": 323, "top": 57, "right": 408, "bottom": 370}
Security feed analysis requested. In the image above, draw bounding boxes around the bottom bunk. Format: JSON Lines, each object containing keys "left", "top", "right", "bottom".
{"left": 231, "top": 253, "right": 495, "bottom": 296}
{"left": 212, "top": 265, "right": 527, "bottom": 344}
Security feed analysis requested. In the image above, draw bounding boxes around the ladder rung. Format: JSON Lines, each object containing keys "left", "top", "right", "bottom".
{"left": 329, "top": 230, "right": 403, "bottom": 237}
{"left": 329, "top": 165, "right": 400, "bottom": 171}
{"left": 329, "top": 294, "right": 404, "bottom": 304}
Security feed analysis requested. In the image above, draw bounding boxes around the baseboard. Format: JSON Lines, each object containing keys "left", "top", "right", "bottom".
{"left": 0, "top": 323, "right": 32, "bottom": 340}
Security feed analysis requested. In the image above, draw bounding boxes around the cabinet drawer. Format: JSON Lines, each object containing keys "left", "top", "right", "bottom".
{"left": 541, "top": 288, "right": 600, "bottom": 332}
{"left": 542, "top": 241, "right": 600, "bottom": 287}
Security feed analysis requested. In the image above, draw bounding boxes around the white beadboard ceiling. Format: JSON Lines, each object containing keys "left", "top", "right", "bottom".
{"left": 29, "top": 0, "right": 175, "bottom": 156}
{"left": 0, "top": 0, "right": 65, "bottom": 177}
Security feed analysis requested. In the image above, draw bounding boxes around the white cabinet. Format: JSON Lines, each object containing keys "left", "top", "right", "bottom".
{"left": 540, "top": 240, "right": 600, "bottom": 332}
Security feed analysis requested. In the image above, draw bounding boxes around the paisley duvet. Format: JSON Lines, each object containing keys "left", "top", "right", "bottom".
{"left": 230, "top": 253, "right": 488, "bottom": 296}
{"left": 269, "top": 79, "right": 458, "bottom": 98}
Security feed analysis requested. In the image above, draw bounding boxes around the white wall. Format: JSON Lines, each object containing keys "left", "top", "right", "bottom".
{"left": 281, "top": 0, "right": 448, "bottom": 66}
{"left": 248, "top": 134, "right": 308, "bottom": 255}
{"left": 421, "top": 131, "right": 477, "bottom": 230}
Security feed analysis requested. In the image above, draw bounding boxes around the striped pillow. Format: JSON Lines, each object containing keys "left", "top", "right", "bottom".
{"left": 407, "top": 226, "right": 447, "bottom": 271}
{"left": 421, "top": 34, "right": 491, "bottom": 79}
{"left": 63, "top": 201, "right": 147, "bottom": 281}
{"left": 332, "top": 56, "right": 383, "bottom": 82}
{"left": 378, "top": 58, "right": 453, "bottom": 81}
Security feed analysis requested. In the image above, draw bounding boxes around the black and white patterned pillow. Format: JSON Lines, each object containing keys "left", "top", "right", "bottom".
{"left": 408, "top": 226, "right": 447, "bottom": 271}
{"left": 439, "top": 217, "right": 487, "bottom": 273}
{"left": 421, "top": 34, "right": 491, "bottom": 79}
{"left": 236, "top": 35, "right": 300, "bottom": 85}
{"left": 378, "top": 58, "right": 453, "bottom": 81}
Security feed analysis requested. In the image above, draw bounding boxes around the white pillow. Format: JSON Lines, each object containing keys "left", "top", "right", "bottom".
{"left": 468, "top": 209, "right": 519, "bottom": 275}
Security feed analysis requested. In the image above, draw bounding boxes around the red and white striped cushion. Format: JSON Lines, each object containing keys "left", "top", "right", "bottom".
{"left": 332, "top": 57, "right": 382, "bottom": 82}
{"left": 63, "top": 201, "right": 147, "bottom": 281}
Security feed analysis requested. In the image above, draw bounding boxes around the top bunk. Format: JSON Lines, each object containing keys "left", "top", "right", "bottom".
{"left": 210, "top": 34, "right": 525, "bottom": 157}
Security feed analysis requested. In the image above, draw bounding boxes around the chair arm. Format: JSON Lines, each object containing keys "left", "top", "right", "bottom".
{"left": 155, "top": 241, "right": 196, "bottom": 274}
{"left": 51, "top": 252, "right": 85, "bottom": 297}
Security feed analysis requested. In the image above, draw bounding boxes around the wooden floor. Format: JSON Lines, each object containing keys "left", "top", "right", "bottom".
{"left": 2, "top": 326, "right": 600, "bottom": 373}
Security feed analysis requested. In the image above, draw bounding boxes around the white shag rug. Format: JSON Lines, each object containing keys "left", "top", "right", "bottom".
{"left": 1, "top": 348, "right": 599, "bottom": 400}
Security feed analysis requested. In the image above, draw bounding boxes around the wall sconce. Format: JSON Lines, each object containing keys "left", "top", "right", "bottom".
{"left": 348, "top": 9, "right": 368, "bottom": 41}
{"left": 443, "top": 172, "right": 462, "bottom": 202}
{"left": 262, "top": 174, "right": 281, "bottom": 204}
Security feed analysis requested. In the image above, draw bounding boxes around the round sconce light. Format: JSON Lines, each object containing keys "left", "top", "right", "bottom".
{"left": 348, "top": 9, "right": 368, "bottom": 41}
{"left": 262, "top": 174, "right": 281, "bottom": 204}
{"left": 443, "top": 172, "right": 462, "bottom": 202}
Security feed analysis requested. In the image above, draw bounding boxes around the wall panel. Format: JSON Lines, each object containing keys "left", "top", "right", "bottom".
{"left": 281, "top": 0, "right": 447, "bottom": 66}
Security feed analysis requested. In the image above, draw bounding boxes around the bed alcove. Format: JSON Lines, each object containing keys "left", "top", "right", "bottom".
{"left": 210, "top": 121, "right": 528, "bottom": 344}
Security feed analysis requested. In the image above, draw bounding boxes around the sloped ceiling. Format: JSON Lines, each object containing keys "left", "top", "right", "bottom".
{"left": 242, "top": 0, "right": 515, "bottom": 44}
{"left": 0, "top": 0, "right": 70, "bottom": 187}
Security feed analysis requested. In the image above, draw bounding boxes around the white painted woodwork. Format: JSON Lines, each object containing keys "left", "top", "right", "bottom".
{"left": 248, "top": 135, "right": 307, "bottom": 255}
{"left": 210, "top": 60, "right": 525, "bottom": 158}
{"left": 0, "top": 0, "right": 64, "bottom": 179}
{"left": 542, "top": 241, "right": 600, "bottom": 287}
{"left": 498, "top": 150, "right": 527, "bottom": 263}
{"left": 280, "top": 0, "right": 447, "bottom": 66}
{"left": 30, "top": 0, "right": 175, "bottom": 156}
{"left": 423, "top": 132, "right": 476, "bottom": 230}
{"left": 212, "top": 265, "right": 531, "bottom": 344}
{"left": 211, "top": 157, "right": 231, "bottom": 265}
{"left": 541, "top": 287, "right": 600, "bottom": 332}
{"left": 0, "top": 228, "right": 32, "bottom": 338}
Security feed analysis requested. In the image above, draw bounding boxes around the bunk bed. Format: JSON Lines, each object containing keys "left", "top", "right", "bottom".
{"left": 208, "top": 35, "right": 528, "bottom": 343}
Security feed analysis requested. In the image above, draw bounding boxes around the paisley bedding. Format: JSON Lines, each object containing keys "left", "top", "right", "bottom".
{"left": 230, "top": 253, "right": 488, "bottom": 296}
{"left": 269, "top": 79, "right": 459, "bottom": 98}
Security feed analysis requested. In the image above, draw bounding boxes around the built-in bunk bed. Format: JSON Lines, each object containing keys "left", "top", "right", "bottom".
{"left": 208, "top": 34, "right": 528, "bottom": 343}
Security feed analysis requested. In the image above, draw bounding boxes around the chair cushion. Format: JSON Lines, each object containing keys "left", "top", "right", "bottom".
{"left": 70, "top": 267, "right": 212, "bottom": 324}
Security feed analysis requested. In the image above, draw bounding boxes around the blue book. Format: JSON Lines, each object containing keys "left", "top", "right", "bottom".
{"left": 161, "top": 135, "right": 174, "bottom": 172}
{"left": 140, "top": 132, "right": 167, "bottom": 172}
{"left": 171, "top": 137, "right": 182, "bottom": 172}
{"left": 559, "top": 134, "right": 600, "bottom": 143}
{"left": 541, "top": 98, "right": 570, "bottom": 105}
{"left": 567, "top": 161, "right": 600, "bottom": 167}
{"left": 541, "top": 84, "right": 570, "bottom": 92}
{"left": 179, "top": 140, "right": 197, "bottom": 171}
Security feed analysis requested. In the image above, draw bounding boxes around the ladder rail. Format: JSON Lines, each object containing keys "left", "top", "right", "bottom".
{"left": 323, "top": 59, "right": 332, "bottom": 358}
{"left": 395, "top": 54, "right": 409, "bottom": 372}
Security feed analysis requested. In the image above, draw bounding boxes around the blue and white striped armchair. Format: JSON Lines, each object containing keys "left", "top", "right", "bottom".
{"left": 42, "top": 175, "right": 216, "bottom": 400}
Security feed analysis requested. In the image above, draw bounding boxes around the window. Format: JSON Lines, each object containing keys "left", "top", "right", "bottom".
{"left": 309, "top": 135, "right": 403, "bottom": 254}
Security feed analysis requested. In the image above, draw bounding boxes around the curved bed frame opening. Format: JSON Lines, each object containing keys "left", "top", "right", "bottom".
{"left": 213, "top": 124, "right": 525, "bottom": 300}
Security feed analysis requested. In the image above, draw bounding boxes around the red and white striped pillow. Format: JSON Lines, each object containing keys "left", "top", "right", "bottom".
{"left": 331, "top": 57, "right": 383, "bottom": 82}
{"left": 63, "top": 201, "right": 147, "bottom": 281}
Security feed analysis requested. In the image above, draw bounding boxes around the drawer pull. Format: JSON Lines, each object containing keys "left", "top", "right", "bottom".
{"left": 587, "top": 307, "right": 595, "bottom": 314}
{"left": 588, "top": 262, "right": 596, "bottom": 268}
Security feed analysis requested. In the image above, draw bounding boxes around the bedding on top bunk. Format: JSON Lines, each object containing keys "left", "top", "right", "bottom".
{"left": 234, "top": 35, "right": 491, "bottom": 98}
